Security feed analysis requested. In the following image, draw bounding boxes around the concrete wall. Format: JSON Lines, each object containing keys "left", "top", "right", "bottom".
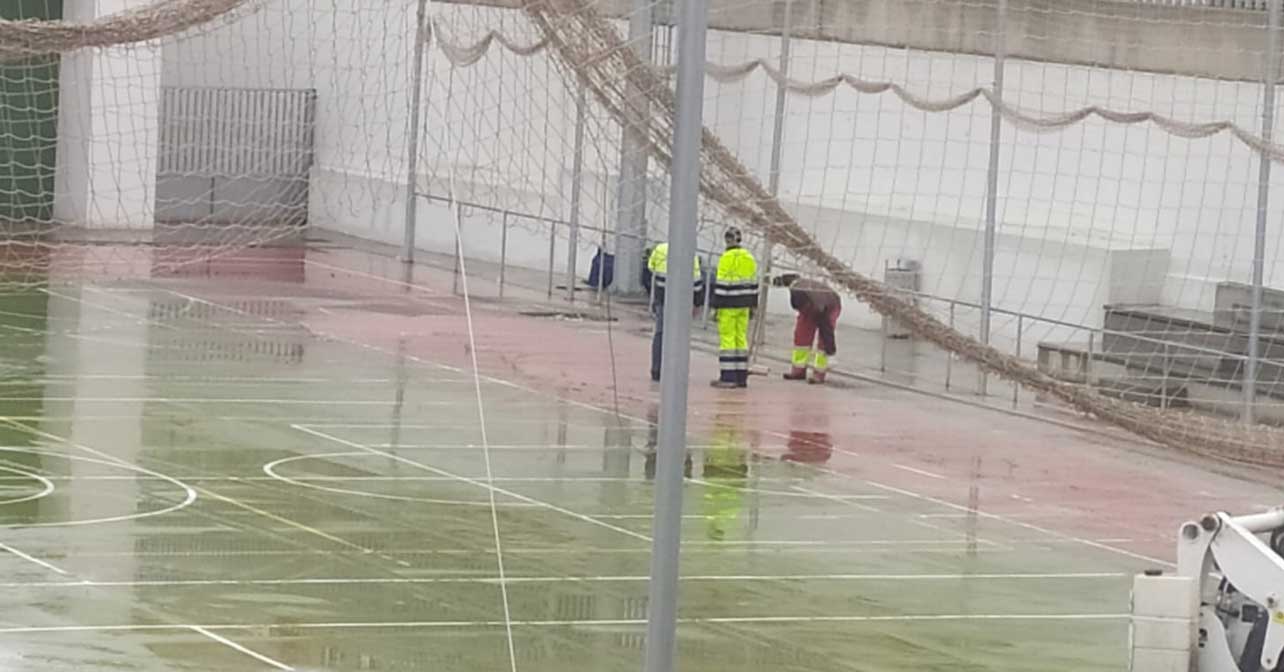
{"left": 462, "top": 0, "right": 1279, "bottom": 82}
{"left": 158, "top": 0, "right": 1284, "bottom": 353}
{"left": 54, "top": 0, "right": 161, "bottom": 229}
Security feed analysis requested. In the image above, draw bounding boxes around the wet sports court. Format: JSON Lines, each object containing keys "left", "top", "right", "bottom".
{"left": 0, "top": 240, "right": 1278, "bottom": 671}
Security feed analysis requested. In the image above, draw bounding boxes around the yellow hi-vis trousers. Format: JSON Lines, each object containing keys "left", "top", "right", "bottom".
{"left": 716, "top": 308, "right": 750, "bottom": 383}
{"left": 791, "top": 348, "right": 830, "bottom": 371}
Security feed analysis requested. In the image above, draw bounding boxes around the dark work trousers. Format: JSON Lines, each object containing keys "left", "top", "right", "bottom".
{"left": 651, "top": 302, "right": 665, "bottom": 380}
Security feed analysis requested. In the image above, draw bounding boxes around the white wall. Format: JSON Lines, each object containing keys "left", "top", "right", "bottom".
{"left": 55, "top": 0, "right": 161, "bottom": 229}
{"left": 158, "top": 1, "right": 1284, "bottom": 343}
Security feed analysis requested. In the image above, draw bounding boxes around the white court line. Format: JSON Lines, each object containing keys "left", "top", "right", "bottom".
{"left": 267, "top": 475, "right": 813, "bottom": 485}
{"left": 797, "top": 513, "right": 885, "bottom": 520}
{"left": 791, "top": 485, "right": 881, "bottom": 513}
{"left": 729, "top": 421, "right": 1171, "bottom": 568}
{"left": 0, "top": 416, "right": 493, "bottom": 423}
{"left": 745, "top": 418, "right": 1172, "bottom": 567}
{"left": 3, "top": 414, "right": 431, "bottom": 582}
{"left": 892, "top": 464, "right": 946, "bottom": 480}
{"left": 0, "top": 612, "right": 1130, "bottom": 635}
{"left": 198, "top": 488, "right": 406, "bottom": 566}
{"left": 0, "top": 397, "right": 453, "bottom": 406}
{"left": 298, "top": 257, "right": 448, "bottom": 301}
{"left": 0, "top": 542, "right": 69, "bottom": 576}
{"left": 188, "top": 626, "right": 294, "bottom": 671}
{"left": 590, "top": 519, "right": 713, "bottom": 524}
{"left": 155, "top": 284, "right": 1166, "bottom": 570}
{"left": 300, "top": 421, "right": 649, "bottom": 430}
{"left": 3, "top": 375, "right": 406, "bottom": 384}
{"left": 916, "top": 511, "right": 1084, "bottom": 521}
{"left": 863, "top": 479, "right": 1173, "bottom": 567}
{"left": 693, "top": 478, "right": 887, "bottom": 500}
{"left": 49, "top": 544, "right": 1030, "bottom": 559}
{"left": 680, "top": 539, "right": 986, "bottom": 547}
{"left": 0, "top": 474, "right": 757, "bottom": 486}
{"left": 292, "top": 424, "right": 651, "bottom": 542}
{"left": 0, "top": 426, "right": 200, "bottom": 529}
{"left": 0, "top": 572, "right": 1127, "bottom": 589}
{"left": 43, "top": 287, "right": 178, "bottom": 332}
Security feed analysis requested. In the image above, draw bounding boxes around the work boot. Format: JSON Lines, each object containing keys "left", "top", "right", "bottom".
{"left": 783, "top": 367, "right": 808, "bottom": 381}
{"left": 711, "top": 369, "right": 741, "bottom": 389}
{"left": 651, "top": 370, "right": 661, "bottom": 382}
{"left": 736, "top": 370, "right": 750, "bottom": 388}
{"left": 809, "top": 370, "right": 827, "bottom": 385}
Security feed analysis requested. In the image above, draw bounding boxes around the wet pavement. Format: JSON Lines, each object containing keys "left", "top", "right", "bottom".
{"left": 0, "top": 241, "right": 1278, "bottom": 670}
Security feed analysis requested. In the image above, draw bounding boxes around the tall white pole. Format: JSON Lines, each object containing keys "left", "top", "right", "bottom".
{"left": 400, "top": 0, "right": 430, "bottom": 262}
{"left": 614, "top": 0, "right": 656, "bottom": 296}
{"left": 1247, "top": 0, "right": 1281, "bottom": 425}
{"left": 978, "top": 0, "right": 1006, "bottom": 396}
{"left": 750, "top": 0, "right": 792, "bottom": 364}
{"left": 643, "top": 0, "right": 707, "bottom": 668}
{"left": 567, "top": 82, "right": 587, "bottom": 302}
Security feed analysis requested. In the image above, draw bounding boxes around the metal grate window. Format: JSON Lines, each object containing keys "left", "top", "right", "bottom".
{"left": 158, "top": 87, "right": 316, "bottom": 177}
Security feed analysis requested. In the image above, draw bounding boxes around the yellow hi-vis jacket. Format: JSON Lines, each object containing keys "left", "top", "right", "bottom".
{"left": 646, "top": 243, "right": 703, "bottom": 306}
{"left": 712, "top": 246, "right": 758, "bottom": 309}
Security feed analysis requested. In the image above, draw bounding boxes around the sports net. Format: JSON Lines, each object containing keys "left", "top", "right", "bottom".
{"left": 0, "top": 0, "right": 413, "bottom": 280}
{"left": 7, "top": 0, "right": 1284, "bottom": 465}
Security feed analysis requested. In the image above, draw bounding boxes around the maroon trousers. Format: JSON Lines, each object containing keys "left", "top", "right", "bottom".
{"left": 793, "top": 306, "right": 841, "bottom": 353}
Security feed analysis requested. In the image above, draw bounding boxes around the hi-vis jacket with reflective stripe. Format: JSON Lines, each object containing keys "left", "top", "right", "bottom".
{"left": 712, "top": 246, "right": 759, "bottom": 309}
{"left": 645, "top": 243, "right": 703, "bottom": 306}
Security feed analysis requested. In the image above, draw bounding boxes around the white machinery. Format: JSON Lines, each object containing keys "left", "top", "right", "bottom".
{"left": 1131, "top": 508, "right": 1284, "bottom": 671}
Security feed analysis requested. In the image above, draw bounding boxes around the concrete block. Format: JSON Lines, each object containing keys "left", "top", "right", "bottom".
{"left": 1129, "top": 647, "right": 1190, "bottom": 672}
{"left": 1132, "top": 575, "right": 1198, "bottom": 620}
{"left": 1131, "top": 616, "right": 1195, "bottom": 651}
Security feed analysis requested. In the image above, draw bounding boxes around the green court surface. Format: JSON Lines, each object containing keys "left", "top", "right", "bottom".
{"left": 0, "top": 277, "right": 1164, "bottom": 671}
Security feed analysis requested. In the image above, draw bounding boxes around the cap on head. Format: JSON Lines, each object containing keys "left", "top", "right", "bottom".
{"left": 723, "top": 227, "right": 742, "bottom": 247}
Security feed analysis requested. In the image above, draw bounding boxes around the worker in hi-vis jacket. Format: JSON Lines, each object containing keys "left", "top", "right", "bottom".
{"left": 643, "top": 242, "right": 703, "bottom": 383}
{"left": 710, "top": 227, "right": 758, "bottom": 389}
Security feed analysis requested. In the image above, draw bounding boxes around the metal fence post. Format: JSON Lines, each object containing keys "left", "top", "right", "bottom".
{"left": 1161, "top": 343, "right": 1172, "bottom": 410}
{"left": 880, "top": 317, "right": 888, "bottom": 373}
{"left": 979, "top": 0, "right": 1007, "bottom": 397}
{"left": 749, "top": 0, "right": 792, "bottom": 364}
{"left": 945, "top": 301, "right": 955, "bottom": 390}
{"left": 597, "top": 219, "right": 608, "bottom": 303}
{"left": 400, "top": 0, "right": 430, "bottom": 263}
{"left": 452, "top": 229, "right": 461, "bottom": 296}
{"left": 547, "top": 222, "right": 557, "bottom": 300}
{"left": 1013, "top": 314, "right": 1022, "bottom": 408}
{"left": 701, "top": 250, "right": 714, "bottom": 329}
{"left": 1247, "top": 0, "right": 1280, "bottom": 425}
{"left": 498, "top": 212, "right": 509, "bottom": 300}
{"left": 566, "top": 82, "right": 587, "bottom": 303}
{"left": 644, "top": 0, "right": 708, "bottom": 666}
{"left": 1086, "top": 330, "right": 1095, "bottom": 388}
{"left": 614, "top": 0, "right": 655, "bottom": 297}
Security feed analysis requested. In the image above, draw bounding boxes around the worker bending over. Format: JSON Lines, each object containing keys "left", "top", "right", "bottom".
{"left": 773, "top": 273, "right": 841, "bottom": 384}
{"left": 643, "top": 242, "right": 703, "bottom": 382}
{"left": 710, "top": 227, "right": 758, "bottom": 389}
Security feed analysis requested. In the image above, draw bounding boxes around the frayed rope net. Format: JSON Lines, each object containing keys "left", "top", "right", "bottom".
{"left": 7, "top": 0, "right": 1284, "bottom": 466}
{"left": 432, "top": 20, "right": 1284, "bottom": 164}
{"left": 520, "top": 0, "right": 1284, "bottom": 468}
{"left": 0, "top": 0, "right": 256, "bottom": 59}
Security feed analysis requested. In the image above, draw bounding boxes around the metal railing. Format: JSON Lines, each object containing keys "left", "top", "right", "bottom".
{"left": 417, "top": 191, "right": 725, "bottom": 304}
{"left": 414, "top": 189, "right": 1284, "bottom": 419}
{"left": 1125, "top": 0, "right": 1267, "bottom": 7}
{"left": 906, "top": 290, "right": 1279, "bottom": 415}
